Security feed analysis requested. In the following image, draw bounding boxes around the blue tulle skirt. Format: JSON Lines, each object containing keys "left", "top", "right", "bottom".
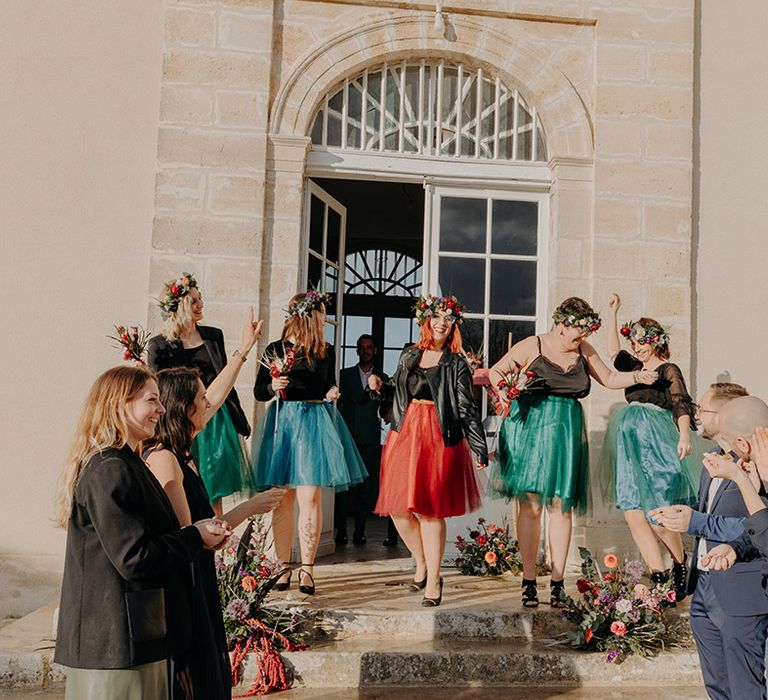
{"left": 596, "top": 402, "right": 707, "bottom": 513}
{"left": 251, "top": 400, "right": 368, "bottom": 491}
{"left": 489, "top": 393, "right": 589, "bottom": 514}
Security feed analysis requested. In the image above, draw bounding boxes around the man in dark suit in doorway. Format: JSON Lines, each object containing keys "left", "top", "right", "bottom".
{"left": 335, "top": 334, "right": 397, "bottom": 546}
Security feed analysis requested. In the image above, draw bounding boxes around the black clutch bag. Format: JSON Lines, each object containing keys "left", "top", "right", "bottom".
{"left": 125, "top": 588, "right": 167, "bottom": 642}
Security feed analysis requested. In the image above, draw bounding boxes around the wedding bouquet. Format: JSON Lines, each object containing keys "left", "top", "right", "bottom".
{"left": 454, "top": 517, "right": 522, "bottom": 576}
{"left": 260, "top": 345, "right": 297, "bottom": 400}
{"left": 462, "top": 346, "right": 485, "bottom": 371}
{"left": 107, "top": 324, "right": 149, "bottom": 364}
{"left": 490, "top": 364, "right": 542, "bottom": 418}
{"left": 216, "top": 518, "right": 309, "bottom": 696}
{"left": 557, "top": 547, "right": 688, "bottom": 663}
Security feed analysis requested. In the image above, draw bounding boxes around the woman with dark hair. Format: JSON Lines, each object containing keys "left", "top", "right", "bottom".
{"left": 597, "top": 293, "right": 705, "bottom": 601}
{"left": 147, "top": 272, "right": 252, "bottom": 515}
{"left": 488, "top": 296, "right": 658, "bottom": 608}
{"left": 368, "top": 295, "right": 487, "bottom": 607}
{"left": 54, "top": 365, "right": 230, "bottom": 699}
{"left": 144, "top": 309, "right": 285, "bottom": 700}
{"left": 252, "top": 291, "right": 367, "bottom": 596}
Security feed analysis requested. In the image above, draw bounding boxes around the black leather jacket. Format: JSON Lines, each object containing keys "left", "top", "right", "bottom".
{"left": 376, "top": 346, "right": 488, "bottom": 464}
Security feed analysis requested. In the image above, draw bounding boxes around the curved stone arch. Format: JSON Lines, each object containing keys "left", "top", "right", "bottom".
{"left": 270, "top": 14, "right": 593, "bottom": 160}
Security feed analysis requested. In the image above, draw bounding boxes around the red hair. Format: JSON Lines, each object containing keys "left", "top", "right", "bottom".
{"left": 415, "top": 322, "right": 463, "bottom": 353}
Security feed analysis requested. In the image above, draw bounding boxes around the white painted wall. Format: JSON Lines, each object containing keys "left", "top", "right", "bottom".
{"left": 696, "top": 0, "right": 768, "bottom": 400}
{"left": 0, "top": 1, "right": 164, "bottom": 605}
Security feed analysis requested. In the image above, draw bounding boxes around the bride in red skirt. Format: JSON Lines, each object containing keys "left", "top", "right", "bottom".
{"left": 369, "top": 295, "right": 488, "bottom": 606}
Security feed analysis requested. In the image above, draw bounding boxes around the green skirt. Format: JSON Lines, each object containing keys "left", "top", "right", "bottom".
{"left": 489, "top": 393, "right": 589, "bottom": 513}
{"left": 191, "top": 405, "right": 252, "bottom": 501}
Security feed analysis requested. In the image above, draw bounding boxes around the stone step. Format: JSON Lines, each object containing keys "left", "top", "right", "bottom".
{"left": 234, "top": 638, "right": 703, "bottom": 690}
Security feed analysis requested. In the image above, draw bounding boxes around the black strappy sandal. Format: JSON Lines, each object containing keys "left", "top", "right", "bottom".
{"left": 298, "top": 567, "right": 316, "bottom": 596}
{"left": 550, "top": 579, "right": 566, "bottom": 608}
{"left": 521, "top": 578, "right": 539, "bottom": 608}
{"left": 274, "top": 568, "right": 292, "bottom": 592}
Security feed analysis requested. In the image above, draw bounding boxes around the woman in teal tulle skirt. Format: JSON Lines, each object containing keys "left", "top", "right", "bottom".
{"left": 597, "top": 293, "right": 707, "bottom": 601}
{"left": 488, "top": 297, "right": 658, "bottom": 609}
{"left": 252, "top": 291, "right": 367, "bottom": 596}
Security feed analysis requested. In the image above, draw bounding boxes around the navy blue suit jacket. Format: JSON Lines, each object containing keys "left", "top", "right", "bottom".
{"left": 688, "top": 468, "right": 768, "bottom": 616}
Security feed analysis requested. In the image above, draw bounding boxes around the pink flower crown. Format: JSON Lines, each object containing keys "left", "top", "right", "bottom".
{"left": 287, "top": 289, "right": 332, "bottom": 318}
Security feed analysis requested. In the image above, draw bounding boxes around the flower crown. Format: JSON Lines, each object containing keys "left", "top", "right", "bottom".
{"left": 158, "top": 272, "right": 197, "bottom": 319}
{"left": 620, "top": 320, "right": 669, "bottom": 352}
{"left": 552, "top": 308, "right": 602, "bottom": 333}
{"left": 414, "top": 294, "right": 465, "bottom": 326}
{"left": 287, "top": 289, "right": 332, "bottom": 318}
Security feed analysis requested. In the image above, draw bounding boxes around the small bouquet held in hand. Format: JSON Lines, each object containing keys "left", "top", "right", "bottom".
{"left": 490, "top": 364, "right": 541, "bottom": 418}
{"left": 462, "top": 346, "right": 485, "bottom": 371}
{"left": 217, "top": 518, "right": 309, "bottom": 696}
{"left": 454, "top": 517, "right": 522, "bottom": 576}
{"left": 108, "top": 324, "right": 150, "bottom": 364}
{"left": 261, "top": 345, "right": 297, "bottom": 400}
{"left": 557, "top": 547, "right": 688, "bottom": 664}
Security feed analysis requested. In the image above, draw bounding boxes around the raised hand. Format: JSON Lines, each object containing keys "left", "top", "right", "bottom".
{"left": 240, "top": 306, "right": 264, "bottom": 353}
{"left": 751, "top": 426, "right": 768, "bottom": 479}
{"left": 609, "top": 293, "right": 621, "bottom": 312}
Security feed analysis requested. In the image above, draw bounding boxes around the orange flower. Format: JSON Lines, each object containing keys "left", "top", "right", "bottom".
{"left": 484, "top": 551, "right": 498, "bottom": 565}
{"left": 603, "top": 553, "right": 619, "bottom": 569}
{"left": 241, "top": 575, "right": 258, "bottom": 592}
{"left": 585, "top": 628, "right": 593, "bottom": 643}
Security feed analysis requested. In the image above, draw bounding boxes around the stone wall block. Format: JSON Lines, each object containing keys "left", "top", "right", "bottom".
{"left": 641, "top": 241, "right": 690, "bottom": 283}
{"left": 158, "top": 128, "right": 266, "bottom": 168}
{"left": 160, "top": 86, "right": 214, "bottom": 124}
{"left": 208, "top": 175, "right": 264, "bottom": 216}
{"left": 153, "top": 215, "right": 260, "bottom": 256}
{"left": 595, "top": 119, "right": 643, "bottom": 157}
{"left": 163, "top": 50, "right": 270, "bottom": 87}
{"left": 643, "top": 202, "right": 691, "bottom": 241}
{"left": 597, "top": 84, "right": 692, "bottom": 120}
{"left": 648, "top": 284, "right": 690, "bottom": 319}
{"left": 645, "top": 124, "right": 692, "bottom": 160}
{"left": 649, "top": 48, "right": 694, "bottom": 84}
{"left": 596, "top": 43, "right": 646, "bottom": 82}
{"left": 592, "top": 239, "right": 644, "bottom": 280}
{"left": 155, "top": 169, "right": 205, "bottom": 210}
{"left": 164, "top": 6, "right": 216, "bottom": 48}
{"left": 594, "top": 198, "right": 641, "bottom": 239}
{"left": 218, "top": 10, "right": 273, "bottom": 53}
{"left": 205, "top": 258, "right": 262, "bottom": 301}
{"left": 595, "top": 161, "right": 691, "bottom": 200}
{"left": 596, "top": 8, "right": 694, "bottom": 45}
{"left": 215, "top": 90, "right": 268, "bottom": 129}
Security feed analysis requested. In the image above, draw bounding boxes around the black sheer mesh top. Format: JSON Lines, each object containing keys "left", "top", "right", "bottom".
{"left": 614, "top": 350, "right": 696, "bottom": 427}
{"left": 406, "top": 364, "right": 438, "bottom": 400}
{"left": 526, "top": 337, "right": 591, "bottom": 399}
{"left": 254, "top": 340, "right": 336, "bottom": 402}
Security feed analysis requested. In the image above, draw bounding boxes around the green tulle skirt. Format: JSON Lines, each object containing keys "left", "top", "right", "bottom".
{"left": 596, "top": 402, "right": 707, "bottom": 514}
{"left": 489, "top": 393, "right": 589, "bottom": 514}
{"left": 190, "top": 405, "right": 252, "bottom": 502}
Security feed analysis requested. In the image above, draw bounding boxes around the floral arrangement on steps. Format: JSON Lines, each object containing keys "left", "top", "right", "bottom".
{"left": 454, "top": 518, "right": 523, "bottom": 576}
{"left": 557, "top": 547, "right": 689, "bottom": 663}
{"left": 217, "top": 517, "right": 309, "bottom": 696}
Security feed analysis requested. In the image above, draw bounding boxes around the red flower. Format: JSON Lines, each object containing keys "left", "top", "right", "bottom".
{"left": 508, "top": 388, "right": 521, "bottom": 399}
{"left": 603, "top": 553, "right": 619, "bottom": 569}
{"left": 620, "top": 326, "right": 631, "bottom": 337}
{"left": 241, "top": 575, "right": 258, "bottom": 592}
{"left": 610, "top": 621, "right": 627, "bottom": 637}
{"left": 576, "top": 578, "right": 591, "bottom": 594}
{"left": 170, "top": 284, "right": 179, "bottom": 295}
{"left": 484, "top": 551, "right": 498, "bottom": 565}
{"left": 478, "top": 517, "right": 486, "bottom": 524}
{"left": 590, "top": 324, "right": 599, "bottom": 332}
{"left": 604, "top": 572, "right": 617, "bottom": 582}
{"left": 469, "top": 530, "right": 480, "bottom": 540}
{"left": 476, "top": 535, "right": 488, "bottom": 546}
{"left": 525, "top": 370, "right": 537, "bottom": 379}
{"left": 123, "top": 349, "right": 132, "bottom": 360}
{"left": 585, "top": 628, "right": 593, "bottom": 644}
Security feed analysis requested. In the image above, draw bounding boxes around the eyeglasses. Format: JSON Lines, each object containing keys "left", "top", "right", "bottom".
{"left": 692, "top": 403, "right": 718, "bottom": 415}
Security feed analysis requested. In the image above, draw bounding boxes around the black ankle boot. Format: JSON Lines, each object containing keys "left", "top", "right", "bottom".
{"left": 672, "top": 557, "right": 688, "bottom": 603}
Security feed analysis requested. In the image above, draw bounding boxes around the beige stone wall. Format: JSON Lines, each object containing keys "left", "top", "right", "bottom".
{"left": 696, "top": 0, "right": 768, "bottom": 400}
{"left": 0, "top": 0, "right": 164, "bottom": 611}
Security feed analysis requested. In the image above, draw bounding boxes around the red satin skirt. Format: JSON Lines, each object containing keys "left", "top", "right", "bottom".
{"left": 375, "top": 400, "right": 481, "bottom": 519}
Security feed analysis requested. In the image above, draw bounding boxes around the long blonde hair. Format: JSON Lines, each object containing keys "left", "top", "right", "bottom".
{"left": 54, "top": 365, "right": 155, "bottom": 528}
{"left": 161, "top": 294, "right": 196, "bottom": 341}
{"left": 281, "top": 294, "right": 328, "bottom": 360}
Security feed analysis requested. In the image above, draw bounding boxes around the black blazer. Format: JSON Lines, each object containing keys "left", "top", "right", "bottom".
{"left": 687, "top": 468, "right": 768, "bottom": 617}
{"left": 54, "top": 446, "right": 204, "bottom": 669}
{"left": 338, "top": 366, "right": 388, "bottom": 446}
{"left": 147, "top": 325, "right": 251, "bottom": 437}
{"left": 377, "top": 347, "right": 488, "bottom": 464}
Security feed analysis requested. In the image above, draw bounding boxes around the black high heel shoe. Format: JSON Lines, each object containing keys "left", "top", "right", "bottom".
{"left": 421, "top": 578, "right": 443, "bottom": 607}
{"left": 672, "top": 556, "right": 688, "bottom": 603}
{"left": 408, "top": 576, "right": 427, "bottom": 593}
{"left": 274, "top": 569, "right": 292, "bottom": 592}
{"left": 550, "top": 579, "right": 566, "bottom": 608}
{"left": 299, "top": 567, "right": 316, "bottom": 596}
{"left": 521, "top": 578, "right": 539, "bottom": 608}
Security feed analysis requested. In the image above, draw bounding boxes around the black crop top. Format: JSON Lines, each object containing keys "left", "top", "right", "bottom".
{"left": 613, "top": 350, "right": 696, "bottom": 427}
{"left": 406, "top": 365, "right": 438, "bottom": 400}
{"left": 254, "top": 340, "right": 336, "bottom": 402}
{"left": 525, "top": 337, "right": 591, "bottom": 399}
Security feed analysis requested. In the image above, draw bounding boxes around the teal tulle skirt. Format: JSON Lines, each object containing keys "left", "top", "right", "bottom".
{"left": 190, "top": 405, "right": 252, "bottom": 502}
{"left": 251, "top": 400, "right": 368, "bottom": 491}
{"left": 596, "top": 402, "right": 707, "bottom": 514}
{"left": 489, "top": 393, "right": 589, "bottom": 513}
